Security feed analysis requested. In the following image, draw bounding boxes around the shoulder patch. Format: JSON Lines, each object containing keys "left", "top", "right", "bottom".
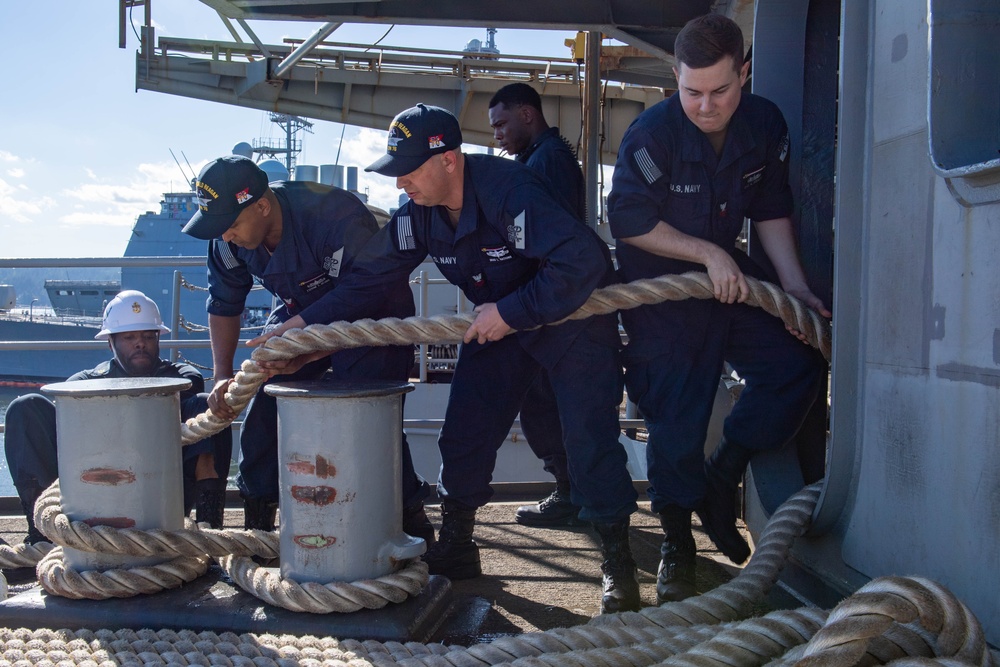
{"left": 395, "top": 215, "right": 416, "bottom": 251}
{"left": 324, "top": 247, "right": 345, "bottom": 278}
{"left": 633, "top": 147, "right": 663, "bottom": 185}
{"left": 507, "top": 211, "right": 526, "bottom": 250}
{"left": 217, "top": 240, "right": 240, "bottom": 270}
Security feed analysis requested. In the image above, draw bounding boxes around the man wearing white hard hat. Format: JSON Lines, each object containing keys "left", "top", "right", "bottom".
{"left": 2, "top": 290, "right": 232, "bottom": 556}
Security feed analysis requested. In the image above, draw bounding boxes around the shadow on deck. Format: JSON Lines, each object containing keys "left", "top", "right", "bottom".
{"left": 0, "top": 498, "right": 748, "bottom": 644}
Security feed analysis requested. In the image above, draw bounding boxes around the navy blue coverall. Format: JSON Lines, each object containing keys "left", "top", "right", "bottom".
{"left": 514, "top": 126, "right": 586, "bottom": 490}
{"left": 4, "top": 359, "right": 232, "bottom": 512}
{"left": 607, "top": 92, "right": 825, "bottom": 512}
{"left": 302, "top": 155, "right": 637, "bottom": 523}
{"left": 205, "top": 181, "right": 427, "bottom": 508}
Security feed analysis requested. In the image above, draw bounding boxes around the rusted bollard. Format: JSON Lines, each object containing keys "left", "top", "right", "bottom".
{"left": 41, "top": 377, "right": 188, "bottom": 571}
{"left": 265, "top": 381, "right": 425, "bottom": 583}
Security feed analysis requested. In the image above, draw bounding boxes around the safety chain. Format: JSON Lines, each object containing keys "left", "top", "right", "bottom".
{"left": 180, "top": 271, "right": 831, "bottom": 445}
{"left": 177, "top": 314, "right": 265, "bottom": 335}
{"left": 179, "top": 275, "right": 268, "bottom": 294}
{"left": 0, "top": 483, "right": 995, "bottom": 666}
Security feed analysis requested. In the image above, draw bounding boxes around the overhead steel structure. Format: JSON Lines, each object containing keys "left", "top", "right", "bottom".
{"left": 126, "top": 1, "right": 753, "bottom": 183}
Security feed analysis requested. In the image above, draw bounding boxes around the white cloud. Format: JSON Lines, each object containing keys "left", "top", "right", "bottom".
{"left": 59, "top": 210, "right": 138, "bottom": 228}
{"left": 6, "top": 168, "right": 24, "bottom": 178}
{"left": 58, "top": 161, "right": 182, "bottom": 227}
{"left": 0, "top": 150, "right": 17, "bottom": 163}
{"left": 0, "top": 176, "right": 57, "bottom": 224}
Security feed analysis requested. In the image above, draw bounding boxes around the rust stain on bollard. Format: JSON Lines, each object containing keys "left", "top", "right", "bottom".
{"left": 286, "top": 454, "right": 337, "bottom": 479}
{"left": 291, "top": 485, "right": 338, "bottom": 505}
{"left": 294, "top": 534, "right": 338, "bottom": 549}
{"left": 80, "top": 468, "right": 137, "bottom": 486}
{"left": 83, "top": 517, "right": 137, "bottom": 529}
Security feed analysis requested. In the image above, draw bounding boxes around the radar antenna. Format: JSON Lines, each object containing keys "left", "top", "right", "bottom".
{"left": 253, "top": 113, "right": 314, "bottom": 172}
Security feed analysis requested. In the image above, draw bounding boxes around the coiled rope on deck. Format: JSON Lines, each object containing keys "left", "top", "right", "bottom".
{"left": 0, "top": 484, "right": 995, "bottom": 666}
{"left": 181, "top": 271, "right": 831, "bottom": 445}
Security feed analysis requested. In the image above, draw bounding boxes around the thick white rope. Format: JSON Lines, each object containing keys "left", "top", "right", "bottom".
{"left": 181, "top": 271, "right": 832, "bottom": 445}
{"left": 0, "top": 483, "right": 995, "bottom": 667}
{"left": 218, "top": 556, "right": 430, "bottom": 614}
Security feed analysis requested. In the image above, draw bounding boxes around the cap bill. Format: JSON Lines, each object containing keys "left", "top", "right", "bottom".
{"left": 181, "top": 209, "right": 240, "bottom": 240}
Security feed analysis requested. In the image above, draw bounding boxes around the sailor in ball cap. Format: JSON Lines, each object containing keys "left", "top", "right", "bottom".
{"left": 293, "top": 103, "right": 640, "bottom": 613}
{"left": 364, "top": 103, "right": 464, "bottom": 178}
{"left": 181, "top": 154, "right": 432, "bottom": 538}
{"left": 182, "top": 155, "right": 270, "bottom": 242}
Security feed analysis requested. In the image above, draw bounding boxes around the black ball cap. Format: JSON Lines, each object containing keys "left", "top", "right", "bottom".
{"left": 365, "top": 104, "right": 463, "bottom": 177}
{"left": 182, "top": 155, "right": 269, "bottom": 240}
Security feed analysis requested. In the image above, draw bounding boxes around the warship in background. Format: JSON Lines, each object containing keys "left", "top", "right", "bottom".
{"left": 0, "top": 115, "right": 389, "bottom": 383}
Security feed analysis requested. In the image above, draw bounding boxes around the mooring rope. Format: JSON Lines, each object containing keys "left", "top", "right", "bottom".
{"left": 2, "top": 273, "right": 997, "bottom": 664}
{"left": 31, "top": 483, "right": 280, "bottom": 561}
{"left": 0, "top": 483, "right": 996, "bottom": 666}
{"left": 219, "top": 555, "right": 430, "bottom": 614}
{"left": 180, "top": 271, "right": 831, "bottom": 445}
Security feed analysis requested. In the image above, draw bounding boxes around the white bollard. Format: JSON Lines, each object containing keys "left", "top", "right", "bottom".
{"left": 265, "top": 381, "right": 425, "bottom": 583}
{"left": 41, "top": 377, "right": 189, "bottom": 571}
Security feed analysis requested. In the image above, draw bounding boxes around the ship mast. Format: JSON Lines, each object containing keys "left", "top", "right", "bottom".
{"left": 253, "top": 113, "right": 314, "bottom": 173}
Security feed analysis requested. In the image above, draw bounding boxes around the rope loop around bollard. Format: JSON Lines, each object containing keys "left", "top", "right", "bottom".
{"left": 35, "top": 546, "right": 211, "bottom": 600}
{"left": 5, "top": 480, "right": 431, "bottom": 610}
{"left": 218, "top": 556, "right": 430, "bottom": 614}
{"left": 32, "top": 481, "right": 280, "bottom": 560}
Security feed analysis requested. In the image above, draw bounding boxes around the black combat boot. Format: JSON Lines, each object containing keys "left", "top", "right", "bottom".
{"left": 243, "top": 496, "right": 278, "bottom": 531}
{"left": 514, "top": 482, "right": 583, "bottom": 527}
{"left": 593, "top": 519, "right": 641, "bottom": 613}
{"left": 18, "top": 485, "right": 47, "bottom": 546}
{"left": 195, "top": 478, "right": 228, "bottom": 529}
{"left": 2, "top": 487, "right": 47, "bottom": 584}
{"left": 421, "top": 500, "right": 481, "bottom": 579}
{"left": 403, "top": 503, "right": 436, "bottom": 546}
{"left": 700, "top": 438, "right": 753, "bottom": 564}
{"left": 656, "top": 505, "right": 697, "bottom": 603}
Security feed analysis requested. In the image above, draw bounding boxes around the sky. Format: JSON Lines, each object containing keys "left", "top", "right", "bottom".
{"left": 0, "top": 3, "right": 575, "bottom": 259}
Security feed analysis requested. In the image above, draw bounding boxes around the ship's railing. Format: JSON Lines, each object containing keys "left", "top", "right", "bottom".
{"left": 0, "top": 256, "right": 470, "bottom": 380}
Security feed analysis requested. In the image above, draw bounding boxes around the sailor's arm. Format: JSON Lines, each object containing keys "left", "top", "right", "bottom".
{"left": 207, "top": 313, "right": 242, "bottom": 420}
{"left": 753, "top": 217, "right": 831, "bottom": 341}
{"left": 618, "top": 221, "right": 749, "bottom": 304}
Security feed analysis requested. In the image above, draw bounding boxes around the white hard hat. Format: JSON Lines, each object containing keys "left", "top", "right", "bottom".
{"left": 95, "top": 290, "right": 171, "bottom": 340}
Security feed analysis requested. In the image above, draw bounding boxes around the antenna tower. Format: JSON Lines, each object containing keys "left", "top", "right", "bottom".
{"left": 253, "top": 113, "right": 314, "bottom": 172}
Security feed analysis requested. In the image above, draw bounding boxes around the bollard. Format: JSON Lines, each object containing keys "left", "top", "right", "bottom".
{"left": 265, "top": 381, "right": 425, "bottom": 583}
{"left": 41, "top": 377, "right": 189, "bottom": 571}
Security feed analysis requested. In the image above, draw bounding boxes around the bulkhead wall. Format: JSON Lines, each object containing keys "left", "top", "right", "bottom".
{"left": 837, "top": 0, "right": 1000, "bottom": 645}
